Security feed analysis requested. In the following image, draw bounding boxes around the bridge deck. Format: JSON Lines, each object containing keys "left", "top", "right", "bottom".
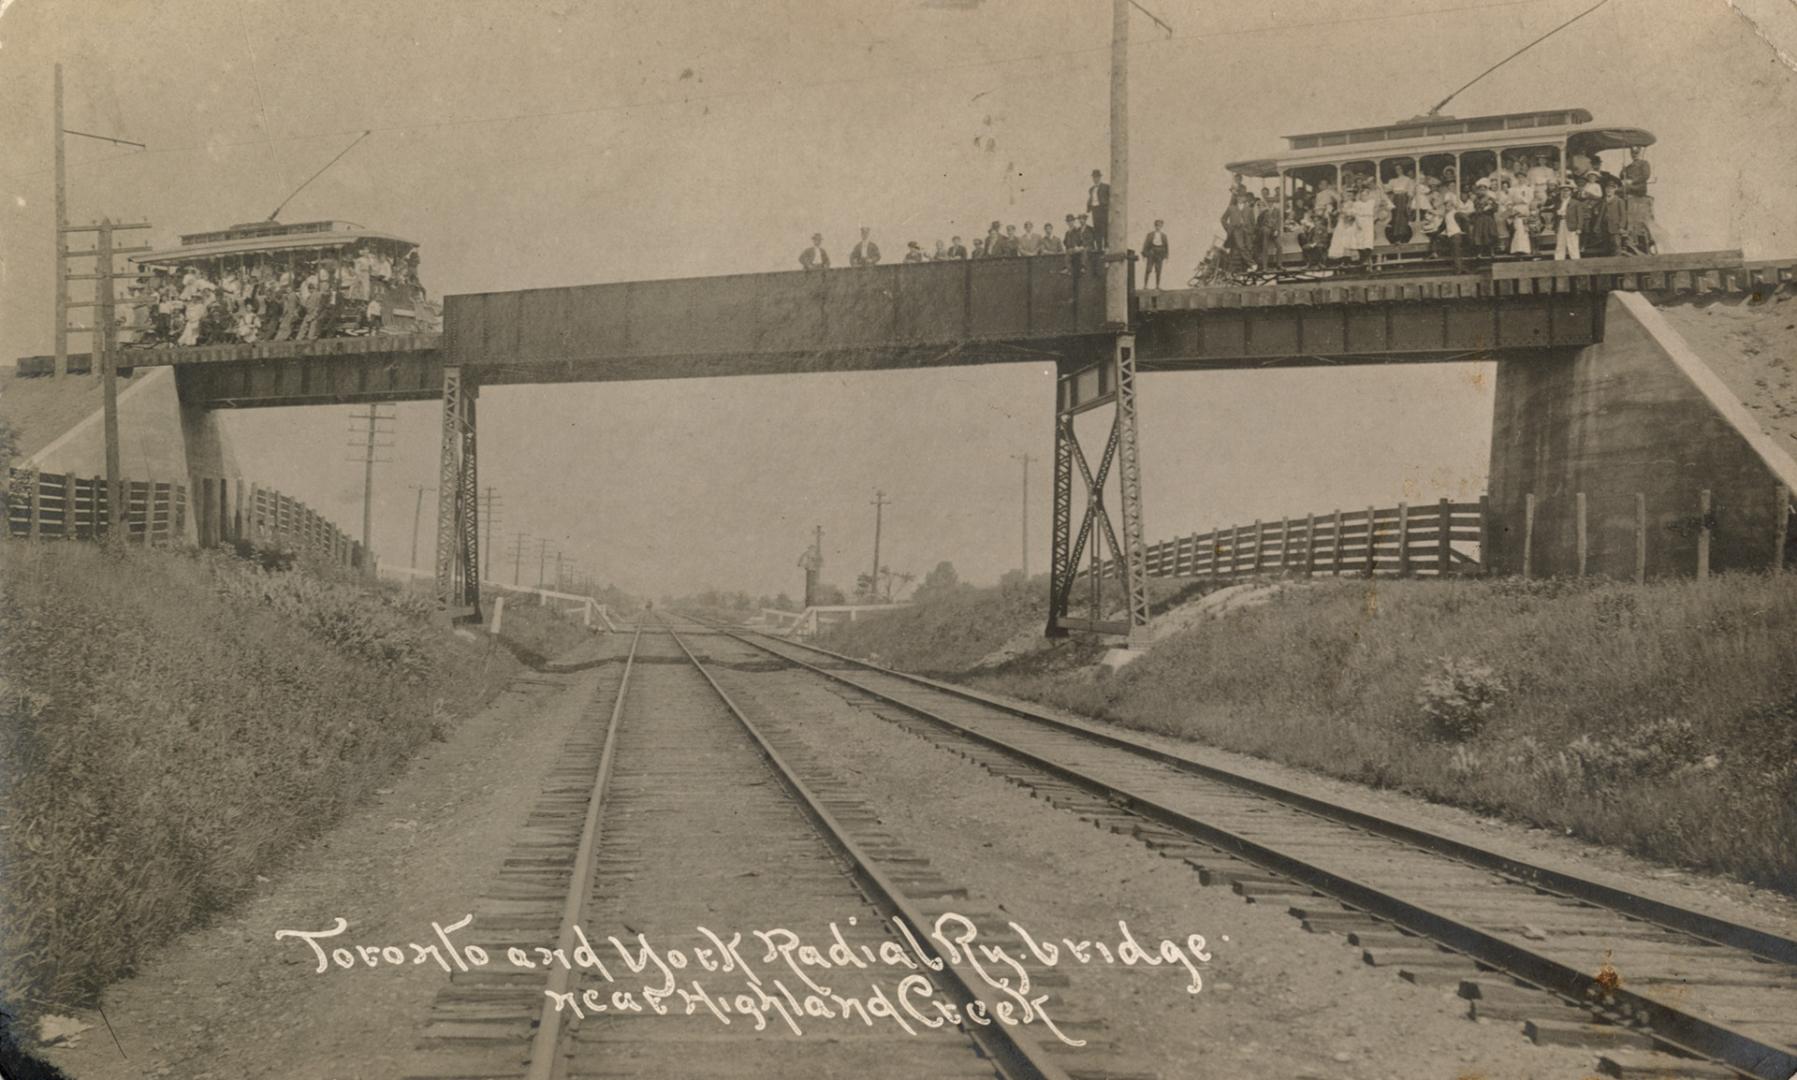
{"left": 13, "top": 252, "right": 1789, "bottom": 407}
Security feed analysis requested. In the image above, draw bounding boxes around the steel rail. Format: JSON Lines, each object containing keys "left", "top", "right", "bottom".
{"left": 713, "top": 624, "right": 1796, "bottom": 1080}
{"left": 656, "top": 616, "right": 1075, "bottom": 1080}
{"left": 747, "top": 628, "right": 1797, "bottom": 969}
{"left": 524, "top": 626, "right": 642, "bottom": 1080}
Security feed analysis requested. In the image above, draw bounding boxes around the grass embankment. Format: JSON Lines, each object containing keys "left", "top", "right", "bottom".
{"left": 0, "top": 543, "right": 593, "bottom": 1018}
{"left": 825, "top": 575, "right": 1797, "bottom": 893}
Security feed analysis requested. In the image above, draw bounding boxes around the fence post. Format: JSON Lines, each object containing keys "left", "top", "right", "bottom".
{"left": 1777, "top": 484, "right": 1790, "bottom": 573}
{"left": 1251, "top": 520, "right": 1263, "bottom": 573}
{"left": 1575, "top": 492, "right": 1588, "bottom": 577}
{"left": 1277, "top": 516, "right": 1290, "bottom": 574}
{"left": 1210, "top": 530, "right": 1221, "bottom": 582}
{"left": 1436, "top": 497, "right": 1451, "bottom": 576}
{"left": 1522, "top": 493, "right": 1536, "bottom": 580}
{"left": 1329, "top": 509, "right": 1342, "bottom": 576}
{"left": 1231, "top": 523, "right": 1244, "bottom": 579}
{"left": 1696, "top": 489, "right": 1711, "bottom": 581}
{"left": 1396, "top": 501, "right": 1410, "bottom": 577}
{"left": 1634, "top": 493, "right": 1647, "bottom": 585}
{"left": 1477, "top": 494, "right": 1490, "bottom": 574}
{"left": 1364, "top": 505, "right": 1377, "bottom": 577}
{"left": 26, "top": 472, "right": 40, "bottom": 540}
{"left": 1304, "top": 513, "right": 1316, "bottom": 578}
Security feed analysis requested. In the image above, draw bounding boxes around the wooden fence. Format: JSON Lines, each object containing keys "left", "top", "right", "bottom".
{"left": 1101, "top": 497, "right": 1487, "bottom": 583}
{"left": 233, "top": 482, "right": 363, "bottom": 568}
{"left": 5, "top": 469, "right": 186, "bottom": 544}
{"left": 5, "top": 468, "right": 363, "bottom": 568}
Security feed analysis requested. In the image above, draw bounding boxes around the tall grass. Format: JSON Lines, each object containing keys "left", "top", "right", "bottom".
{"left": 0, "top": 543, "right": 585, "bottom": 1017}
{"left": 838, "top": 574, "right": 1797, "bottom": 892}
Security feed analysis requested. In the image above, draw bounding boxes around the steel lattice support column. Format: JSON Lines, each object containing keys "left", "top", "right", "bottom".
{"left": 1112, "top": 333, "right": 1150, "bottom": 643}
{"left": 1045, "top": 407, "right": 1075, "bottom": 637}
{"left": 434, "top": 366, "right": 482, "bottom": 618}
{"left": 1043, "top": 336, "right": 1150, "bottom": 644}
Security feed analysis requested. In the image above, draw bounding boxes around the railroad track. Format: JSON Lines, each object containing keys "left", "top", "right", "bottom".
{"left": 406, "top": 617, "right": 1136, "bottom": 1080}
{"left": 697, "top": 618, "right": 1797, "bottom": 1080}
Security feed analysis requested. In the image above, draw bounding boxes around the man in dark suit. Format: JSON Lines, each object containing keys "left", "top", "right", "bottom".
{"left": 799, "top": 234, "right": 830, "bottom": 270}
{"left": 850, "top": 226, "right": 882, "bottom": 267}
{"left": 1087, "top": 169, "right": 1111, "bottom": 251}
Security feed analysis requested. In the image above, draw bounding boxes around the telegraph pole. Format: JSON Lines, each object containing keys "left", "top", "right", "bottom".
{"left": 509, "top": 531, "right": 530, "bottom": 586}
{"left": 1107, "top": 0, "right": 1129, "bottom": 324}
{"left": 53, "top": 64, "right": 66, "bottom": 377}
{"left": 480, "top": 487, "right": 503, "bottom": 579}
{"left": 869, "top": 490, "right": 889, "bottom": 601}
{"left": 407, "top": 484, "right": 434, "bottom": 569}
{"left": 347, "top": 405, "right": 395, "bottom": 566}
{"left": 537, "top": 538, "right": 553, "bottom": 589}
{"left": 1012, "top": 453, "right": 1034, "bottom": 577}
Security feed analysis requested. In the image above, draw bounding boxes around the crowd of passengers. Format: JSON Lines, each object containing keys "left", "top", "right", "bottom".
{"left": 121, "top": 245, "right": 429, "bottom": 348}
{"left": 797, "top": 168, "right": 1180, "bottom": 283}
{"left": 1224, "top": 145, "right": 1657, "bottom": 274}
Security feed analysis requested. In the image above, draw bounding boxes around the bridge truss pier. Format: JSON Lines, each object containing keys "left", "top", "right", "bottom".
{"left": 434, "top": 365, "right": 482, "bottom": 619}
{"left": 1046, "top": 333, "right": 1150, "bottom": 646}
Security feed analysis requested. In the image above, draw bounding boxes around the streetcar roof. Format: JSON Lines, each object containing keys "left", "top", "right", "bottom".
{"left": 131, "top": 219, "right": 418, "bottom": 266}
{"left": 1225, "top": 108, "right": 1655, "bottom": 175}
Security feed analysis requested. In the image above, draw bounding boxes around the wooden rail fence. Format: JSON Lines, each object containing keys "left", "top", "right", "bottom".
{"left": 5, "top": 468, "right": 186, "bottom": 544}
{"left": 5, "top": 468, "right": 364, "bottom": 568}
{"left": 1098, "top": 498, "right": 1487, "bottom": 583}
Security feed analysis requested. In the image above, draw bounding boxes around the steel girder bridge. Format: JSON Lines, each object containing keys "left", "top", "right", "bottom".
{"left": 65, "top": 248, "right": 1785, "bottom": 641}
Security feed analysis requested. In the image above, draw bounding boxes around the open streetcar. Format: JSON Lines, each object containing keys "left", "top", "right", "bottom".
{"left": 1195, "top": 107, "right": 1659, "bottom": 286}
{"left": 122, "top": 218, "right": 442, "bottom": 349}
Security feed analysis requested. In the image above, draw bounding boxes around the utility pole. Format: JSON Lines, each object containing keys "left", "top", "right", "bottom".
{"left": 537, "top": 538, "right": 553, "bottom": 589}
{"left": 407, "top": 484, "right": 434, "bottom": 569}
{"left": 509, "top": 531, "right": 530, "bottom": 586}
{"left": 1012, "top": 453, "right": 1034, "bottom": 577}
{"left": 556, "top": 549, "right": 564, "bottom": 592}
{"left": 869, "top": 490, "right": 889, "bottom": 602}
{"left": 51, "top": 66, "right": 147, "bottom": 540}
{"left": 54, "top": 64, "right": 65, "bottom": 378}
{"left": 479, "top": 487, "right": 503, "bottom": 580}
{"left": 1107, "top": 0, "right": 1130, "bottom": 326}
{"left": 346, "top": 405, "right": 395, "bottom": 567}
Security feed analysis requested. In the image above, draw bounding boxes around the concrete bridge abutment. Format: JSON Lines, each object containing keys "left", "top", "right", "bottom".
{"left": 1486, "top": 292, "right": 1796, "bottom": 579}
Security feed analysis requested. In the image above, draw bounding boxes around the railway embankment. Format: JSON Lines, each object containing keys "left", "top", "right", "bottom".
{"left": 822, "top": 572, "right": 1797, "bottom": 894}
{"left": 0, "top": 541, "right": 594, "bottom": 1024}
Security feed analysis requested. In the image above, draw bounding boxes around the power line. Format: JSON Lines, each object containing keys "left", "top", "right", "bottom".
{"left": 7, "top": 0, "right": 1550, "bottom": 186}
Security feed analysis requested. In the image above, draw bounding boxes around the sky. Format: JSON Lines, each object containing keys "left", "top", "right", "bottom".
{"left": 2, "top": 0, "right": 1794, "bottom": 599}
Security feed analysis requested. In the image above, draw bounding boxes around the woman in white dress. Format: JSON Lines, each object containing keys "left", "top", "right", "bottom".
{"left": 1345, "top": 182, "right": 1379, "bottom": 264}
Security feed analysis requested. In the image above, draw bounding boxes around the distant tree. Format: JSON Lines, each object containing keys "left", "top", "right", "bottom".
{"left": 913, "top": 561, "right": 963, "bottom": 603}
{"left": 814, "top": 582, "right": 847, "bottom": 606}
{"left": 773, "top": 592, "right": 797, "bottom": 612}
{"left": 0, "top": 420, "right": 17, "bottom": 469}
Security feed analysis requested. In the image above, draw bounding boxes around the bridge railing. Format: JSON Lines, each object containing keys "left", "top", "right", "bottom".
{"left": 1098, "top": 497, "right": 1488, "bottom": 584}
{"left": 5, "top": 468, "right": 186, "bottom": 545}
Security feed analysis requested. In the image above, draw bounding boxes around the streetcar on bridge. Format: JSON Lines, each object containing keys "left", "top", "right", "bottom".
{"left": 123, "top": 218, "right": 442, "bottom": 348}
{"left": 1199, "top": 107, "right": 1658, "bottom": 285}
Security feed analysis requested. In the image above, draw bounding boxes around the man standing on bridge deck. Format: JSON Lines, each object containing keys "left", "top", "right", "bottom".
{"left": 947, "top": 235, "right": 968, "bottom": 259}
{"left": 850, "top": 226, "right": 882, "bottom": 267}
{"left": 1087, "top": 169, "right": 1111, "bottom": 251}
{"left": 1141, "top": 219, "right": 1169, "bottom": 289}
{"left": 800, "top": 233, "right": 830, "bottom": 270}
{"left": 1621, "top": 146, "right": 1655, "bottom": 255}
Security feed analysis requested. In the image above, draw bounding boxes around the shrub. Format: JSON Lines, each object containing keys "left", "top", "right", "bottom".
{"left": 1416, "top": 656, "right": 1508, "bottom": 742}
